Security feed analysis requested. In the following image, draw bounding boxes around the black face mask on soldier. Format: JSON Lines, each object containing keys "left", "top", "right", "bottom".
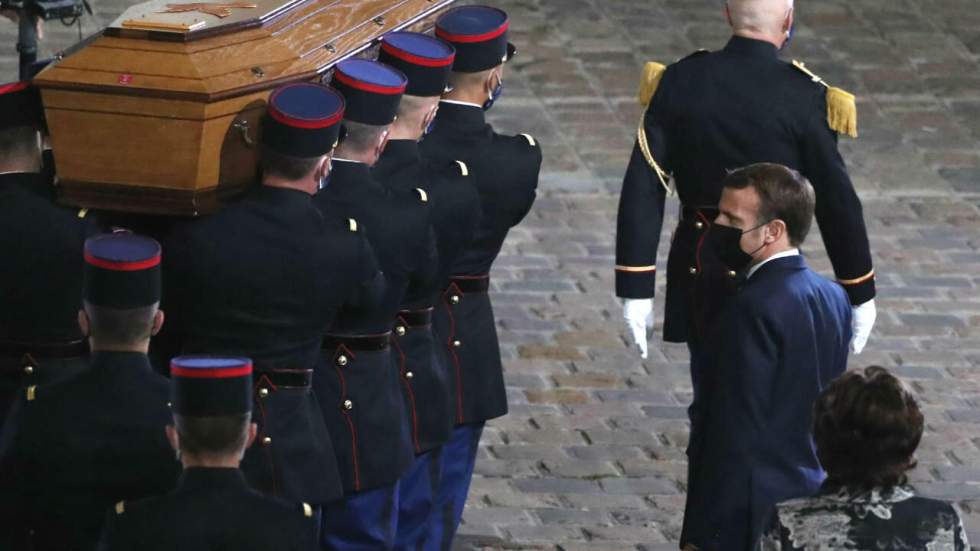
{"left": 708, "top": 221, "right": 771, "bottom": 272}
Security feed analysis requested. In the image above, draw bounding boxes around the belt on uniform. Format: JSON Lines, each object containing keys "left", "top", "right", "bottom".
{"left": 0, "top": 339, "right": 88, "bottom": 359}
{"left": 323, "top": 332, "right": 391, "bottom": 352}
{"left": 448, "top": 275, "right": 490, "bottom": 293}
{"left": 396, "top": 308, "right": 433, "bottom": 329}
{"left": 253, "top": 369, "right": 313, "bottom": 389}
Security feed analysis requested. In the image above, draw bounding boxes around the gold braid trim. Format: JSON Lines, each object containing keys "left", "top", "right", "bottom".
{"left": 837, "top": 269, "right": 875, "bottom": 286}
{"left": 792, "top": 60, "right": 858, "bottom": 138}
{"left": 615, "top": 265, "right": 656, "bottom": 273}
{"left": 637, "top": 114, "right": 673, "bottom": 195}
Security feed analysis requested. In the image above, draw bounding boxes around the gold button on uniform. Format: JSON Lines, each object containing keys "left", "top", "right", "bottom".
{"left": 405, "top": 371, "right": 414, "bottom": 379}
{"left": 395, "top": 326, "right": 406, "bottom": 336}
{"left": 258, "top": 388, "right": 270, "bottom": 398}
{"left": 337, "top": 355, "right": 348, "bottom": 367}
{"left": 23, "top": 365, "right": 34, "bottom": 375}
{"left": 342, "top": 399, "right": 353, "bottom": 411}
{"left": 262, "top": 437, "right": 272, "bottom": 446}
{"left": 449, "top": 295, "right": 460, "bottom": 305}
{"left": 689, "top": 267, "right": 698, "bottom": 275}
{"left": 728, "top": 270, "right": 738, "bottom": 278}
{"left": 695, "top": 221, "right": 704, "bottom": 230}
{"left": 452, "top": 340, "right": 461, "bottom": 348}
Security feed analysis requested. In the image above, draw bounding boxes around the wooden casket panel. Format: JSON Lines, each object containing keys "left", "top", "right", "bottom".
{"left": 34, "top": 0, "right": 455, "bottom": 215}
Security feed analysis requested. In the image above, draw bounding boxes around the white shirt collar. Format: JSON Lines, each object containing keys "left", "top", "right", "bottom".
{"left": 746, "top": 248, "right": 800, "bottom": 280}
{"left": 440, "top": 99, "right": 483, "bottom": 109}
{"left": 332, "top": 158, "right": 363, "bottom": 165}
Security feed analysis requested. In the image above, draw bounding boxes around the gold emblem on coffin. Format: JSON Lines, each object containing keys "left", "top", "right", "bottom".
{"left": 160, "top": 1, "right": 257, "bottom": 17}
{"left": 120, "top": 0, "right": 259, "bottom": 32}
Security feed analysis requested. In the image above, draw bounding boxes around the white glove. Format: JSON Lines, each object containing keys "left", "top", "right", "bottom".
{"left": 850, "top": 299, "right": 876, "bottom": 355}
{"left": 624, "top": 298, "right": 654, "bottom": 359}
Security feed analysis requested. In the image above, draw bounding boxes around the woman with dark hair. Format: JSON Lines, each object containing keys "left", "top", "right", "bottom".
{"left": 761, "top": 366, "right": 970, "bottom": 550}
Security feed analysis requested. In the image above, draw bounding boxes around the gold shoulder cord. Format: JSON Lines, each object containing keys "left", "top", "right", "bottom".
{"left": 635, "top": 61, "right": 673, "bottom": 196}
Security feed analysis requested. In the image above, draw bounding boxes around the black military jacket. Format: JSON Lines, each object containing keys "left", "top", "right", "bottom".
{"left": 419, "top": 101, "right": 541, "bottom": 425}
{"left": 420, "top": 102, "right": 541, "bottom": 276}
{"left": 163, "top": 184, "right": 382, "bottom": 366}
{"left": 0, "top": 171, "right": 95, "bottom": 343}
{"left": 314, "top": 159, "right": 437, "bottom": 334}
{"left": 372, "top": 139, "right": 480, "bottom": 452}
{"left": 615, "top": 36, "right": 876, "bottom": 343}
{"left": 0, "top": 351, "right": 178, "bottom": 551}
{"left": 99, "top": 468, "right": 318, "bottom": 551}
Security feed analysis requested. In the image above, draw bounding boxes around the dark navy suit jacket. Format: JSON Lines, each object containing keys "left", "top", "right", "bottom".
{"left": 682, "top": 254, "right": 852, "bottom": 551}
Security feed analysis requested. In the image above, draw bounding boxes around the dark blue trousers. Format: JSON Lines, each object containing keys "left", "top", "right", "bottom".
{"left": 424, "top": 423, "right": 483, "bottom": 551}
{"left": 322, "top": 482, "right": 399, "bottom": 550}
{"left": 394, "top": 448, "right": 443, "bottom": 550}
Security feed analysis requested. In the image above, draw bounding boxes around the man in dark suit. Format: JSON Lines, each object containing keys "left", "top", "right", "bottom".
{"left": 0, "top": 78, "right": 97, "bottom": 427}
{"left": 681, "top": 163, "right": 852, "bottom": 551}
{"left": 99, "top": 355, "right": 318, "bottom": 551}
{"left": 0, "top": 232, "right": 179, "bottom": 551}
{"left": 163, "top": 83, "right": 382, "bottom": 508}
{"left": 372, "top": 31, "right": 482, "bottom": 549}
{"left": 615, "top": 0, "right": 875, "bottom": 417}
{"left": 314, "top": 58, "right": 437, "bottom": 549}
{"left": 419, "top": 7, "right": 541, "bottom": 546}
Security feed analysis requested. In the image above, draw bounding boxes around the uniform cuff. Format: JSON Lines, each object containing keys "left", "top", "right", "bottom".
{"left": 615, "top": 269, "right": 656, "bottom": 299}
{"left": 840, "top": 275, "right": 875, "bottom": 306}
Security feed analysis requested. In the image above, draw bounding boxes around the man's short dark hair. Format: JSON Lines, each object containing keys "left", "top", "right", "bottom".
{"left": 83, "top": 301, "right": 158, "bottom": 347}
{"left": 722, "top": 163, "right": 816, "bottom": 246}
{"left": 813, "top": 366, "right": 924, "bottom": 490}
{"left": 260, "top": 146, "right": 322, "bottom": 181}
{"left": 340, "top": 120, "right": 387, "bottom": 156}
{"left": 174, "top": 413, "right": 250, "bottom": 457}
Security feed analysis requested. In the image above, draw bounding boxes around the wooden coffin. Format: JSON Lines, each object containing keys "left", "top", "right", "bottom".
{"left": 33, "top": 0, "right": 455, "bottom": 215}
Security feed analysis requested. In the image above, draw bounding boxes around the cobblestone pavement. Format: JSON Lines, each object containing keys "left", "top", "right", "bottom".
{"left": 3, "top": 0, "right": 980, "bottom": 549}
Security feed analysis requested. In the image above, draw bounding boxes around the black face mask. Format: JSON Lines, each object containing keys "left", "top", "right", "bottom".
{"left": 708, "top": 221, "right": 770, "bottom": 272}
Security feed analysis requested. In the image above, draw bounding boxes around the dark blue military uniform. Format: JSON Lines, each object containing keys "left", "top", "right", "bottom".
{"left": 0, "top": 81, "right": 97, "bottom": 426}
{"left": 161, "top": 84, "right": 379, "bottom": 506}
{"left": 418, "top": 6, "right": 542, "bottom": 548}
{"left": 0, "top": 234, "right": 178, "bottom": 551}
{"left": 615, "top": 36, "right": 876, "bottom": 344}
{"left": 100, "top": 356, "right": 319, "bottom": 551}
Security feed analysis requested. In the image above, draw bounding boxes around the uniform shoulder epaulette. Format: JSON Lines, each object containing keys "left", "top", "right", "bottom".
{"left": 415, "top": 188, "right": 428, "bottom": 203}
{"left": 519, "top": 133, "right": 537, "bottom": 147}
{"left": 26, "top": 385, "right": 36, "bottom": 401}
{"left": 77, "top": 208, "right": 88, "bottom": 219}
{"left": 637, "top": 49, "right": 709, "bottom": 106}
{"left": 301, "top": 502, "right": 313, "bottom": 518}
{"left": 347, "top": 218, "right": 358, "bottom": 232}
{"left": 791, "top": 60, "right": 858, "bottom": 138}
{"left": 115, "top": 501, "right": 126, "bottom": 515}
{"left": 455, "top": 160, "right": 469, "bottom": 177}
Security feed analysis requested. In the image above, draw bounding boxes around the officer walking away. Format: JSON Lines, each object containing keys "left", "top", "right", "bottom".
{"left": 0, "top": 78, "right": 97, "bottom": 427}
{"left": 314, "top": 58, "right": 435, "bottom": 550}
{"left": 419, "top": 6, "right": 542, "bottom": 548}
{"left": 100, "top": 356, "right": 318, "bottom": 551}
{"left": 163, "top": 83, "right": 382, "bottom": 508}
{"left": 615, "top": 0, "right": 876, "bottom": 410}
{"left": 0, "top": 232, "right": 178, "bottom": 551}
{"left": 373, "top": 31, "right": 482, "bottom": 550}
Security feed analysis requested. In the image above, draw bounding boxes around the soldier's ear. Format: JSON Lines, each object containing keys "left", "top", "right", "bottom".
{"left": 165, "top": 424, "right": 179, "bottom": 453}
{"left": 77, "top": 309, "right": 89, "bottom": 337}
{"left": 246, "top": 422, "right": 258, "bottom": 449}
{"left": 724, "top": 2, "right": 734, "bottom": 28}
{"left": 151, "top": 309, "right": 165, "bottom": 336}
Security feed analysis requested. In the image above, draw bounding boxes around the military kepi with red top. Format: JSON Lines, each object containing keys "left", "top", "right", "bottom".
{"left": 170, "top": 356, "right": 253, "bottom": 417}
{"left": 378, "top": 31, "right": 456, "bottom": 97}
{"left": 330, "top": 59, "right": 407, "bottom": 125}
{"left": 262, "top": 82, "right": 345, "bottom": 157}
{"left": 83, "top": 233, "right": 162, "bottom": 308}
{"left": 435, "top": 5, "right": 516, "bottom": 73}
{"left": 0, "top": 80, "right": 44, "bottom": 130}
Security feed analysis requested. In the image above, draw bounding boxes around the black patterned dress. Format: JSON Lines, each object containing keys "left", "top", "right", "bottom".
{"left": 761, "top": 485, "right": 970, "bottom": 550}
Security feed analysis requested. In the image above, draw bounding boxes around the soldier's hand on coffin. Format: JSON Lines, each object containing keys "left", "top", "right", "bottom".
{"left": 850, "top": 298, "right": 876, "bottom": 355}
{"left": 623, "top": 298, "right": 654, "bottom": 359}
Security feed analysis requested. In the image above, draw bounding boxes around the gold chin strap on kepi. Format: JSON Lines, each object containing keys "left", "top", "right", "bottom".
{"left": 635, "top": 61, "right": 673, "bottom": 195}
{"left": 791, "top": 60, "right": 858, "bottom": 138}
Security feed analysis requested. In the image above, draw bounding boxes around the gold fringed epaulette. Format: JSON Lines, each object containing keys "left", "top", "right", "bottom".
{"left": 636, "top": 61, "right": 666, "bottom": 106}
{"left": 792, "top": 60, "right": 858, "bottom": 138}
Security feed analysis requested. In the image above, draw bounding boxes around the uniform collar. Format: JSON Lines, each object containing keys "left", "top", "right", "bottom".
{"left": 724, "top": 35, "right": 780, "bottom": 59}
{"left": 380, "top": 139, "right": 422, "bottom": 163}
{"left": 436, "top": 100, "right": 487, "bottom": 129}
{"left": 251, "top": 183, "right": 314, "bottom": 206}
{"left": 177, "top": 467, "right": 248, "bottom": 493}
{"left": 89, "top": 350, "right": 153, "bottom": 372}
{"left": 327, "top": 159, "right": 384, "bottom": 196}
